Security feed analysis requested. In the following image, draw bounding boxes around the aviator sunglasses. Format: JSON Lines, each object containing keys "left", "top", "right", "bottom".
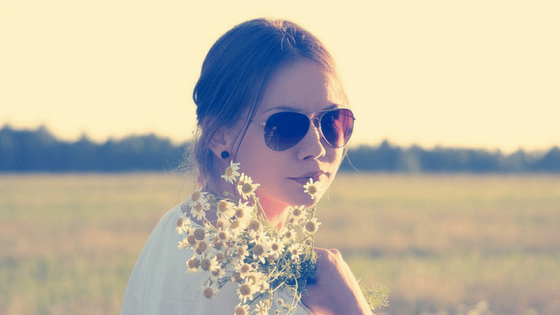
{"left": 251, "top": 108, "right": 355, "bottom": 151}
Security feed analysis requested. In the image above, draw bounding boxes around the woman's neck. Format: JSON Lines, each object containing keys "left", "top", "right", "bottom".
{"left": 256, "top": 192, "right": 290, "bottom": 229}
{"left": 204, "top": 176, "right": 290, "bottom": 229}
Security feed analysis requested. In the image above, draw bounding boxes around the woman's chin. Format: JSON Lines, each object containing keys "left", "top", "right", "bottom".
{"left": 286, "top": 192, "right": 321, "bottom": 208}
{"left": 256, "top": 189, "right": 318, "bottom": 208}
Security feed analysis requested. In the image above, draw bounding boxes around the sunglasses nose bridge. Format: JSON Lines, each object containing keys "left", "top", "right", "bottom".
{"left": 310, "top": 116, "right": 320, "bottom": 128}
{"left": 307, "top": 115, "right": 327, "bottom": 145}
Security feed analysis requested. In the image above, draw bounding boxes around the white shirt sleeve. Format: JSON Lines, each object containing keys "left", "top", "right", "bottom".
{"left": 120, "top": 204, "right": 313, "bottom": 315}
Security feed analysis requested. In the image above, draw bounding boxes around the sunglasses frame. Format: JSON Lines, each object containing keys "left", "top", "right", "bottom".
{"left": 251, "top": 108, "right": 355, "bottom": 151}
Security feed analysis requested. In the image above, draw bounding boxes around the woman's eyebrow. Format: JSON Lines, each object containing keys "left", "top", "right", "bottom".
{"left": 262, "top": 104, "right": 341, "bottom": 114}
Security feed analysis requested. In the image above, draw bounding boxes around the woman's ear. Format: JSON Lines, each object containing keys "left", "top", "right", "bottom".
{"left": 207, "top": 127, "right": 234, "bottom": 159}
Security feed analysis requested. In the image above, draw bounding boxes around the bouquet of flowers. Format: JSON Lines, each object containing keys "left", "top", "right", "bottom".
{"left": 176, "top": 161, "right": 388, "bottom": 315}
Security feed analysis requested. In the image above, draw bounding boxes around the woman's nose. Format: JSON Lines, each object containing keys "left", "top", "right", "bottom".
{"left": 297, "top": 119, "right": 326, "bottom": 160}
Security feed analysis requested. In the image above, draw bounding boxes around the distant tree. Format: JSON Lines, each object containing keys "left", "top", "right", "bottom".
{"left": 341, "top": 140, "right": 402, "bottom": 172}
{"left": 1, "top": 125, "right": 559, "bottom": 173}
{"left": 532, "top": 147, "right": 560, "bottom": 172}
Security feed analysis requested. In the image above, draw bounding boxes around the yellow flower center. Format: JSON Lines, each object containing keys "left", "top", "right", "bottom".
{"left": 271, "top": 243, "right": 279, "bottom": 251}
{"left": 187, "top": 258, "right": 200, "bottom": 269}
{"left": 248, "top": 220, "right": 260, "bottom": 231}
{"left": 203, "top": 287, "right": 213, "bottom": 299}
{"left": 234, "top": 208, "right": 245, "bottom": 218}
{"left": 218, "top": 231, "right": 228, "bottom": 240}
{"left": 239, "top": 283, "right": 252, "bottom": 296}
{"left": 216, "top": 221, "right": 225, "bottom": 230}
{"left": 307, "top": 185, "right": 317, "bottom": 195}
{"left": 305, "top": 221, "right": 317, "bottom": 233}
{"left": 194, "top": 228, "right": 205, "bottom": 240}
{"left": 176, "top": 218, "right": 183, "bottom": 227}
{"left": 231, "top": 220, "right": 240, "bottom": 229}
{"left": 191, "top": 191, "right": 200, "bottom": 201}
{"left": 187, "top": 235, "right": 197, "bottom": 245}
{"left": 197, "top": 241, "right": 208, "bottom": 253}
{"left": 200, "top": 258, "right": 211, "bottom": 271}
{"left": 240, "top": 264, "right": 250, "bottom": 274}
{"left": 235, "top": 306, "right": 247, "bottom": 315}
{"left": 237, "top": 247, "right": 246, "bottom": 256}
{"left": 217, "top": 200, "right": 229, "bottom": 213}
{"left": 241, "top": 183, "right": 253, "bottom": 194}
{"left": 253, "top": 244, "right": 264, "bottom": 256}
{"left": 225, "top": 166, "right": 233, "bottom": 177}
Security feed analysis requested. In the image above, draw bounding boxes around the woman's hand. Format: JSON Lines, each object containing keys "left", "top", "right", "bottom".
{"left": 301, "top": 248, "right": 372, "bottom": 315}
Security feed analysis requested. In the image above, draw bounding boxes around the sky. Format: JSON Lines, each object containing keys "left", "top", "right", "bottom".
{"left": 1, "top": 0, "right": 559, "bottom": 153}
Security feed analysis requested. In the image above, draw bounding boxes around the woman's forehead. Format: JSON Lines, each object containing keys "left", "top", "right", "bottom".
{"left": 256, "top": 59, "right": 346, "bottom": 116}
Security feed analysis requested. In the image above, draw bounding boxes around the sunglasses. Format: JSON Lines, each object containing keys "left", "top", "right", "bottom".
{"left": 251, "top": 108, "right": 355, "bottom": 151}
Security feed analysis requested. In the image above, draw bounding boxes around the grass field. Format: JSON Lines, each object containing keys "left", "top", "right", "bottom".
{"left": 1, "top": 173, "right": 559, "bottom": 315}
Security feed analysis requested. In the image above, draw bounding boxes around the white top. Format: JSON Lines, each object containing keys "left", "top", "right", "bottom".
{"left": 121, "top": 203, "right": 313, "bottom": 315}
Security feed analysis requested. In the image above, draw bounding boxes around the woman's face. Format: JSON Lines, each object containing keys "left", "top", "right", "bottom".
{"left": 232, "top": 59, "right": 348, "bottom": 207}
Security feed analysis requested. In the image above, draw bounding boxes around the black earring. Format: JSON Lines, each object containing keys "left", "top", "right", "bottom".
{"left": 221, "top": 151, "right": 230, "bottom": 159}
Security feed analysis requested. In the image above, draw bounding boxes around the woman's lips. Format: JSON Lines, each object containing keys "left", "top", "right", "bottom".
{"left": 288, "top": 172, "right": 325, "bottom": 185}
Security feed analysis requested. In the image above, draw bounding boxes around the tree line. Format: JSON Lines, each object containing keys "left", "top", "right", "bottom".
{"left": 1, "top": 125, "right": 559, "bottom": 173}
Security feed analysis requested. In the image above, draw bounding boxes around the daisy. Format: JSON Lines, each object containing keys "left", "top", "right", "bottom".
{"left": 279, "top": 225, "right": 297, "bottom": 241}
{"left": 221, "top": 161, "right": 241, "bottom": 184}
{"left": 186, "top": 257, "right": 200, "bottom": 273}
{"left": 195, "top": 239, "right": 212, "bottom": 256}
{"left": 210, "top": 266, "right": 226, "bottom": 282}
{"left": 199, "top": 256, "right": 220, "bottom": 272}
{"left": 251, "top": 238, "right": 270, "bottom": 264}
{"left": 216, "top": 199, "right": 235, "bottom": 220}
{"left": 237, "top": 279, "right": 259, "bottom": 303}
{"left": 233, "top": 199, "right": 252, "bottom": 221}
{"left": 177, "top": 237, "right": 190, "bottom": 249}
{"left": 236, "top": 173, "right": 260, "bottom": 199}
{"left": 201, "top": 282, "right": 219, "bottom": 299}
{"left": 303, "top": 178, "right": 321, "bottom": 200}
{"left": 247, "top": 219, "right": 261, "bottom": 232}
{"left": 187, "top": 190, "right": 208, "bottom": 208}
{"left": 193, "top": 228, "right": 206, "bottom": 241}
{"left": 303, "top": 217, "right": 322, "bottom": 234}
{"left": 287, "top": 243, "right": 302, "bottom": 261}
{"left": 234, "top": 303, "right": 250, "bottom": 315}
{"left": 248, "top": 229, "right": 267, "bottom": 244}
{"left": 288, "top": 205, "right": 306, "bottom": 223}
{"left": 176, "top": 216, "right": 192, "bottom": 235}
{"left": 246, "top": 271, "right": 267, "bottom": 293}
{"left": 215, "top": 218, "right": 230, "bottom": 231}
{"left": 191, "top": 202, "right": 210, "bottom": 221}
{"left": 229, "top": 218, "right": 248, "bottom": 236}
{"left": 215, "top": 229, "right": 231, "bottom": 243}
{"left": 234, "top": 244, "right": 249, "bottom": 262}
{"left": 254, "top": 300, "right": 270, "bottom": 315}
{"left": 236, "top": 262, "right": 254, "bottom": 278}
{"left": 268, "top": 237, "right": 285, "bottom": 259}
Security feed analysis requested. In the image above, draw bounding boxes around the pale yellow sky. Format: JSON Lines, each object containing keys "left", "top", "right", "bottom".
{"left": 1, "top": 0, "right": 559, "bottom": 153}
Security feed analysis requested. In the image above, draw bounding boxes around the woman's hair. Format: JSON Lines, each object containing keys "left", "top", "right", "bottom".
{"left": 192, "top": 18, "right": 347, "bottom": 185}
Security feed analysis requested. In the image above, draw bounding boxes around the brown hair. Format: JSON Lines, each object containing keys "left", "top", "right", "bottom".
{"left": 192, "top": 18, "right": 347, "bottom": 185}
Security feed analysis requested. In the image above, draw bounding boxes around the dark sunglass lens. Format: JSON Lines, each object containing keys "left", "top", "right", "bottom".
{"left": 321, "top": 109, "right": 354, "bottom": 147}
{"left": 264, "top": 112, "right": 310, "bottom": 151}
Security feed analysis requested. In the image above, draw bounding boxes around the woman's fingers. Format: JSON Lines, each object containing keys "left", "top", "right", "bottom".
{"left": 301, "top": 247, "right": 372, "bottom": 315}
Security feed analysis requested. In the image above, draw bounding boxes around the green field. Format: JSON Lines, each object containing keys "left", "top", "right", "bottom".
{"left": 1, "top": 173, "right": 559, "bottom": 315}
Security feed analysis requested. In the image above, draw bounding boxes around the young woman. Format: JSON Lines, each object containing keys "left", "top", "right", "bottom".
{"left": 121, "top": 18, "right": 371, "bottom": 315}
